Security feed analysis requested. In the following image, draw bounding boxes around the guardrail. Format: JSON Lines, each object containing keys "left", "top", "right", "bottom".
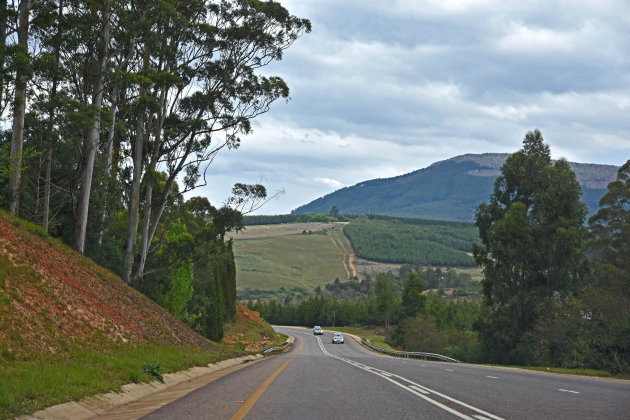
{"left": 262, "top": 340, "right": 292, "bottom": 354}
{"left": 360, "top": 337, "right": 459, "bottom": 363}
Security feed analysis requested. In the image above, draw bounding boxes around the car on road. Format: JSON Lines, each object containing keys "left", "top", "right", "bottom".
{"left": 332, "top": 332, "right": 344, "bottom": 344}
{"left": 313, "top": 326, "right": 323, "bottom": 335}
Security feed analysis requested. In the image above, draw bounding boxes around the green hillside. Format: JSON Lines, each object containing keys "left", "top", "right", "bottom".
{"left": 233, "top": 226, "right": 350, "bottom": 292}
{"left": 292, "top": 153, "right": 617, "bottom": 221}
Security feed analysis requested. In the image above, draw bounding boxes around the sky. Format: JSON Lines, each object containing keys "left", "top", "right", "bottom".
{"left": 195, "top": 0, "right": 630, "bottom": 215}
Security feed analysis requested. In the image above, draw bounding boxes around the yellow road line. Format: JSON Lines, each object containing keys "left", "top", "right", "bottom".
{"left": 230, "top": 338, "right": 302, "bottom": 420}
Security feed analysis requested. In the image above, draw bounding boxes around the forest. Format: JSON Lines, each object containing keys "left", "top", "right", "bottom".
{"left": 0, "top": 0, "right": 310, "bottom": 341}
{"left": 343, "top": 214, "right": 478, "bottom": 266}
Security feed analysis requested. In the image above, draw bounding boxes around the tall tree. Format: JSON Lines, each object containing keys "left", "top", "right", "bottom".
{"left": 121, "top": 0, "right": 310, "bottom": 284}
{"left": 73, "top": 0, "right": 112, "bottom": 253}
{"left": 472, "top": 129, "right": 587, "bottom": 364}
{"left": 7, "top": 0, "right": 35, "bottom": 215}
{"left": 582, "top": 160, "right": 630, "bottom": 372}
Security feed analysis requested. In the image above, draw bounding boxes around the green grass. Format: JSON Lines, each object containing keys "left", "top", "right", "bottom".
{"left": 0, "top": 342, "right": 240, "bottom": 419}
{"left": 498, "top": 365, "right": 630, "bottom": 379}
{"left": 234, "top": 232, "right": 348, "bottom": 291}
{"left": 327, "top": 326, "right": 396, "bottom": 351}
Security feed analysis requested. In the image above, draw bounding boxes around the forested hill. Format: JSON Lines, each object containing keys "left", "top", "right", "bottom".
{"left": 292, "top": 153, "right": 619, "bottom": 221}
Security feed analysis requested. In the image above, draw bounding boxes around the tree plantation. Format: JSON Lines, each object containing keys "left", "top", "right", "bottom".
{"left": 0, "top": 0, "right": 310, "bottom": 341}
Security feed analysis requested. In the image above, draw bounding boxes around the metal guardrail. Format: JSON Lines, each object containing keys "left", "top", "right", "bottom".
{"left": 263, "top": 340, "right": 291, "bottom": 354}
{"left": 361, "top": 337, "right": 459, "bottom": 363}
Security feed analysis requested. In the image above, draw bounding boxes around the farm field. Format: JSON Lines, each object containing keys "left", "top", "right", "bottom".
{"left": 232, "top": 222, "right": 402, "bottom": 292}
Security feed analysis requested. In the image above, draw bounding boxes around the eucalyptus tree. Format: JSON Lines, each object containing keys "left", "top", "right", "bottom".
{"left": 7, "top": 0, "right": 36, "bottom": 215}
{"left": 120, "top": 0, "right": 311, "bottom": 284}
{"left": 0, "top": 1, "right": 13, "bottom": 119}
{"left": 583, "top": 160, "right": 630, "bottom": 372}
{"left": 473, "top": 130, "right": 587, "bottom": 364}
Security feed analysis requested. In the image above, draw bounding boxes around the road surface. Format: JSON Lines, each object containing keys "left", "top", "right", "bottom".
{"left": 141, "top": 326, "right": 630, "bottom": 419}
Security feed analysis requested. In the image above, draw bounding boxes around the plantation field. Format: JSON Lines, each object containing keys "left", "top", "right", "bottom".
{"left": 232, "top": 219, "right": 482, "bottom": 294}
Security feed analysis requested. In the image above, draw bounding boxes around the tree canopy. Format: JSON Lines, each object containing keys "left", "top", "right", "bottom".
{"left": 473, "top": 129, "right": 587, "bottom": 363}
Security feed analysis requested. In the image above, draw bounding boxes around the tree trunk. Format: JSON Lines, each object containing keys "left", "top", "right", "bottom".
{"left": 7, "top": 0, "right": 35, "bottom": 216}
{"left": 131, "top": 87, "right": 167, "bottom": 284}
{"left": 42, "top": 0, "right": 63, "bottom": 233}
{"left": 122, "top": 109, "right": 144, "bottom": 284}
{"left": 122, "top": 46, "right": 149, "bottom": 284}
{"left": 73, "top": 0, "right": 112, "bottom": 253}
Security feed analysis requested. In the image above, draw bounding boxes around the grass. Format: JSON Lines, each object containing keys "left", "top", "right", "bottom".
{"left": 497, "top": 365, "right": 630, "bottom": 380}
{"left": 233, "top": 231, "right": 348, "bottom": 291}
{"left": 0, "top": 342, "right": 237, "bottom": 419}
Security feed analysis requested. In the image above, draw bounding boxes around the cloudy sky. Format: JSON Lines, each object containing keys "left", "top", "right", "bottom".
{"left": 197, "top": 0, "right": 630, "bottom": 215}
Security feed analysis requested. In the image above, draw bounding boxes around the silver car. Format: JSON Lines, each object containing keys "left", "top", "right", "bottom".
{"left": 313, "top": 326, "right": 323, "bottom": 335}
{"left": 332, "top": 332, "right": 344, "bottom": 344}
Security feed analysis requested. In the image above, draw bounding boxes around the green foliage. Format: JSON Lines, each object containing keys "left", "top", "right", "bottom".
{"left": 344, "top": 215, "right": 478, "bottom": 266}
{"left": 473, "top": 130, "right": 587, "bottom": 365}
{"left": 142, "top": 360, "right": 164, "bottom": 384}
{"left": 401, "top": 272, "right": 426, "bottom": 318}
{"left": 242, "top": 213, "right": 339, "bottom": 225}
{"left": 581, "top": 160, "right": 630, "bottom": 373}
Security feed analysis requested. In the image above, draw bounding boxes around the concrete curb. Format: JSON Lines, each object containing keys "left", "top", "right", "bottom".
{"left": 22, "top": 354, "right": 265, "bottom": 420}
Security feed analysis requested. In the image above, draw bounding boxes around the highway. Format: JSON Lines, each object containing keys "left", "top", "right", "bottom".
{"left": 141, "top": 326, "right": 630, "bottom": 419}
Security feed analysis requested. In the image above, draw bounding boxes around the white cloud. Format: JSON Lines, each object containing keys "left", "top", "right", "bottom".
{"left": 188, "top": 0, "right": 630, "bottom": 215}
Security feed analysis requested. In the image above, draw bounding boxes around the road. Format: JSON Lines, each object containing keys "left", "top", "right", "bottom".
{"left": 141, "top": 326, "right": 630, "bottom": 419}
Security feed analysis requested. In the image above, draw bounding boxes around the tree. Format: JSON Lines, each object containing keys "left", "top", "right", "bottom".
{"left": 582, "top": 159, "right": 630, "bottom": 372}
{"left": 401, "top": 272, "right": 425, "bottom": 318}
{"left": 472, "top": 129, "right": 587, "bottom": 364}
{"left": 7, "top": 0, "right": 36, "bottom": 215}
{"left": 121, "top": 0, "right": 311, "bottom": 284}
{"left": 329, "top": 205, "right": 339, "bottom": 218}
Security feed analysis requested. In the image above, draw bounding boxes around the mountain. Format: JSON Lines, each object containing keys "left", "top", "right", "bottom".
{"left": 292, "top": 153, "right": 618, "bottom": 221}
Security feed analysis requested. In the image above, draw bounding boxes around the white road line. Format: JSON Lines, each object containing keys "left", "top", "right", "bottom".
{"left": 486, "top": 376, "right": 498, "bottom": 379}
{"left": 445, "top": 368, "right": 454, "bottom": 371}
{"left": 315, "top": 336, "right": 504, "bottom": 420}
{"left": 474, "top": 415, "right": 493, "bottom": 420}
{"left": 409, "top": 385, "right": 430, "bottom": 395}
{"left": 558, "top": 389, "right": 580, "bottom": 394}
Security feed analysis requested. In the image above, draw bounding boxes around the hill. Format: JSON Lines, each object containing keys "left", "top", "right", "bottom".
{"left": 292, "top": 153, "right": 618, "bottom": 221}
{"left": 0, "top": 214, "right": 212, "bottom": 357}
{"left": 0, "top": 212, "right": 281, "bottom": 418}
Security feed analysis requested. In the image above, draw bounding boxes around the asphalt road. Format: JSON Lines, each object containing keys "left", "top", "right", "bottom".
{"left": 141, "top": 326, "right": 630, "bottom": 419}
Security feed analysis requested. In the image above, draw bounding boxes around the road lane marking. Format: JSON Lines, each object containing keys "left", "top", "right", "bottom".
{"left": 558, "top": 389, "right": 580, "bottom": 394}
{"left": 486, "top": 376, "right": 498, "bottom": 379}
{"left": 474, "top": 416, "right": 493, "bottom": 420}
{"left": 315, "top": 337, "right": 504, "bottom": 420}
{"left": 445, "top": 368, "right": 454, "bottom": 371}
{"left": 230, "top": 339, "right": 303, "bottom": 420}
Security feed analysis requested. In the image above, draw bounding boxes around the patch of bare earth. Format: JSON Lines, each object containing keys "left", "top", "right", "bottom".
{"left": 0, "top": 216, "right": 214, "bottom": 357}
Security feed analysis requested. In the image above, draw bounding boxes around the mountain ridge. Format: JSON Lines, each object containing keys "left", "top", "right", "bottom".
{"left": 292, "top": 153, "right": 618, "bottom": 221}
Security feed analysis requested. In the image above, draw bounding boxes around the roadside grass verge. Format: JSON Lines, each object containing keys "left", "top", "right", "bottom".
{"left": 0, "top": 342, "right": 242, "bottom": 419}
{"left": 496, "top": 365, "right": 630, "bottom": 380}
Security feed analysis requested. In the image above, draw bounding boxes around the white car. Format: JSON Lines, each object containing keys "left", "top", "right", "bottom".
{"left": 332, "top": 332, "right": 344, "bottom": 344}
{"left": 313, "top": 326, "right": 323, "bottom": 335}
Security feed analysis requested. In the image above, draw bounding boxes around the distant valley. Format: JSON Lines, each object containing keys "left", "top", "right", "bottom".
{"left": 292, "top": 153, "right": 619, "bottom": 221}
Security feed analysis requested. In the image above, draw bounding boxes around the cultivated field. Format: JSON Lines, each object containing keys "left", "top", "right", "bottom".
{"left": 232, "top": 222, "right": 483, "bottom": 293}
{"left": 232, "top": 222, "right": 402, "bottom": 291}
